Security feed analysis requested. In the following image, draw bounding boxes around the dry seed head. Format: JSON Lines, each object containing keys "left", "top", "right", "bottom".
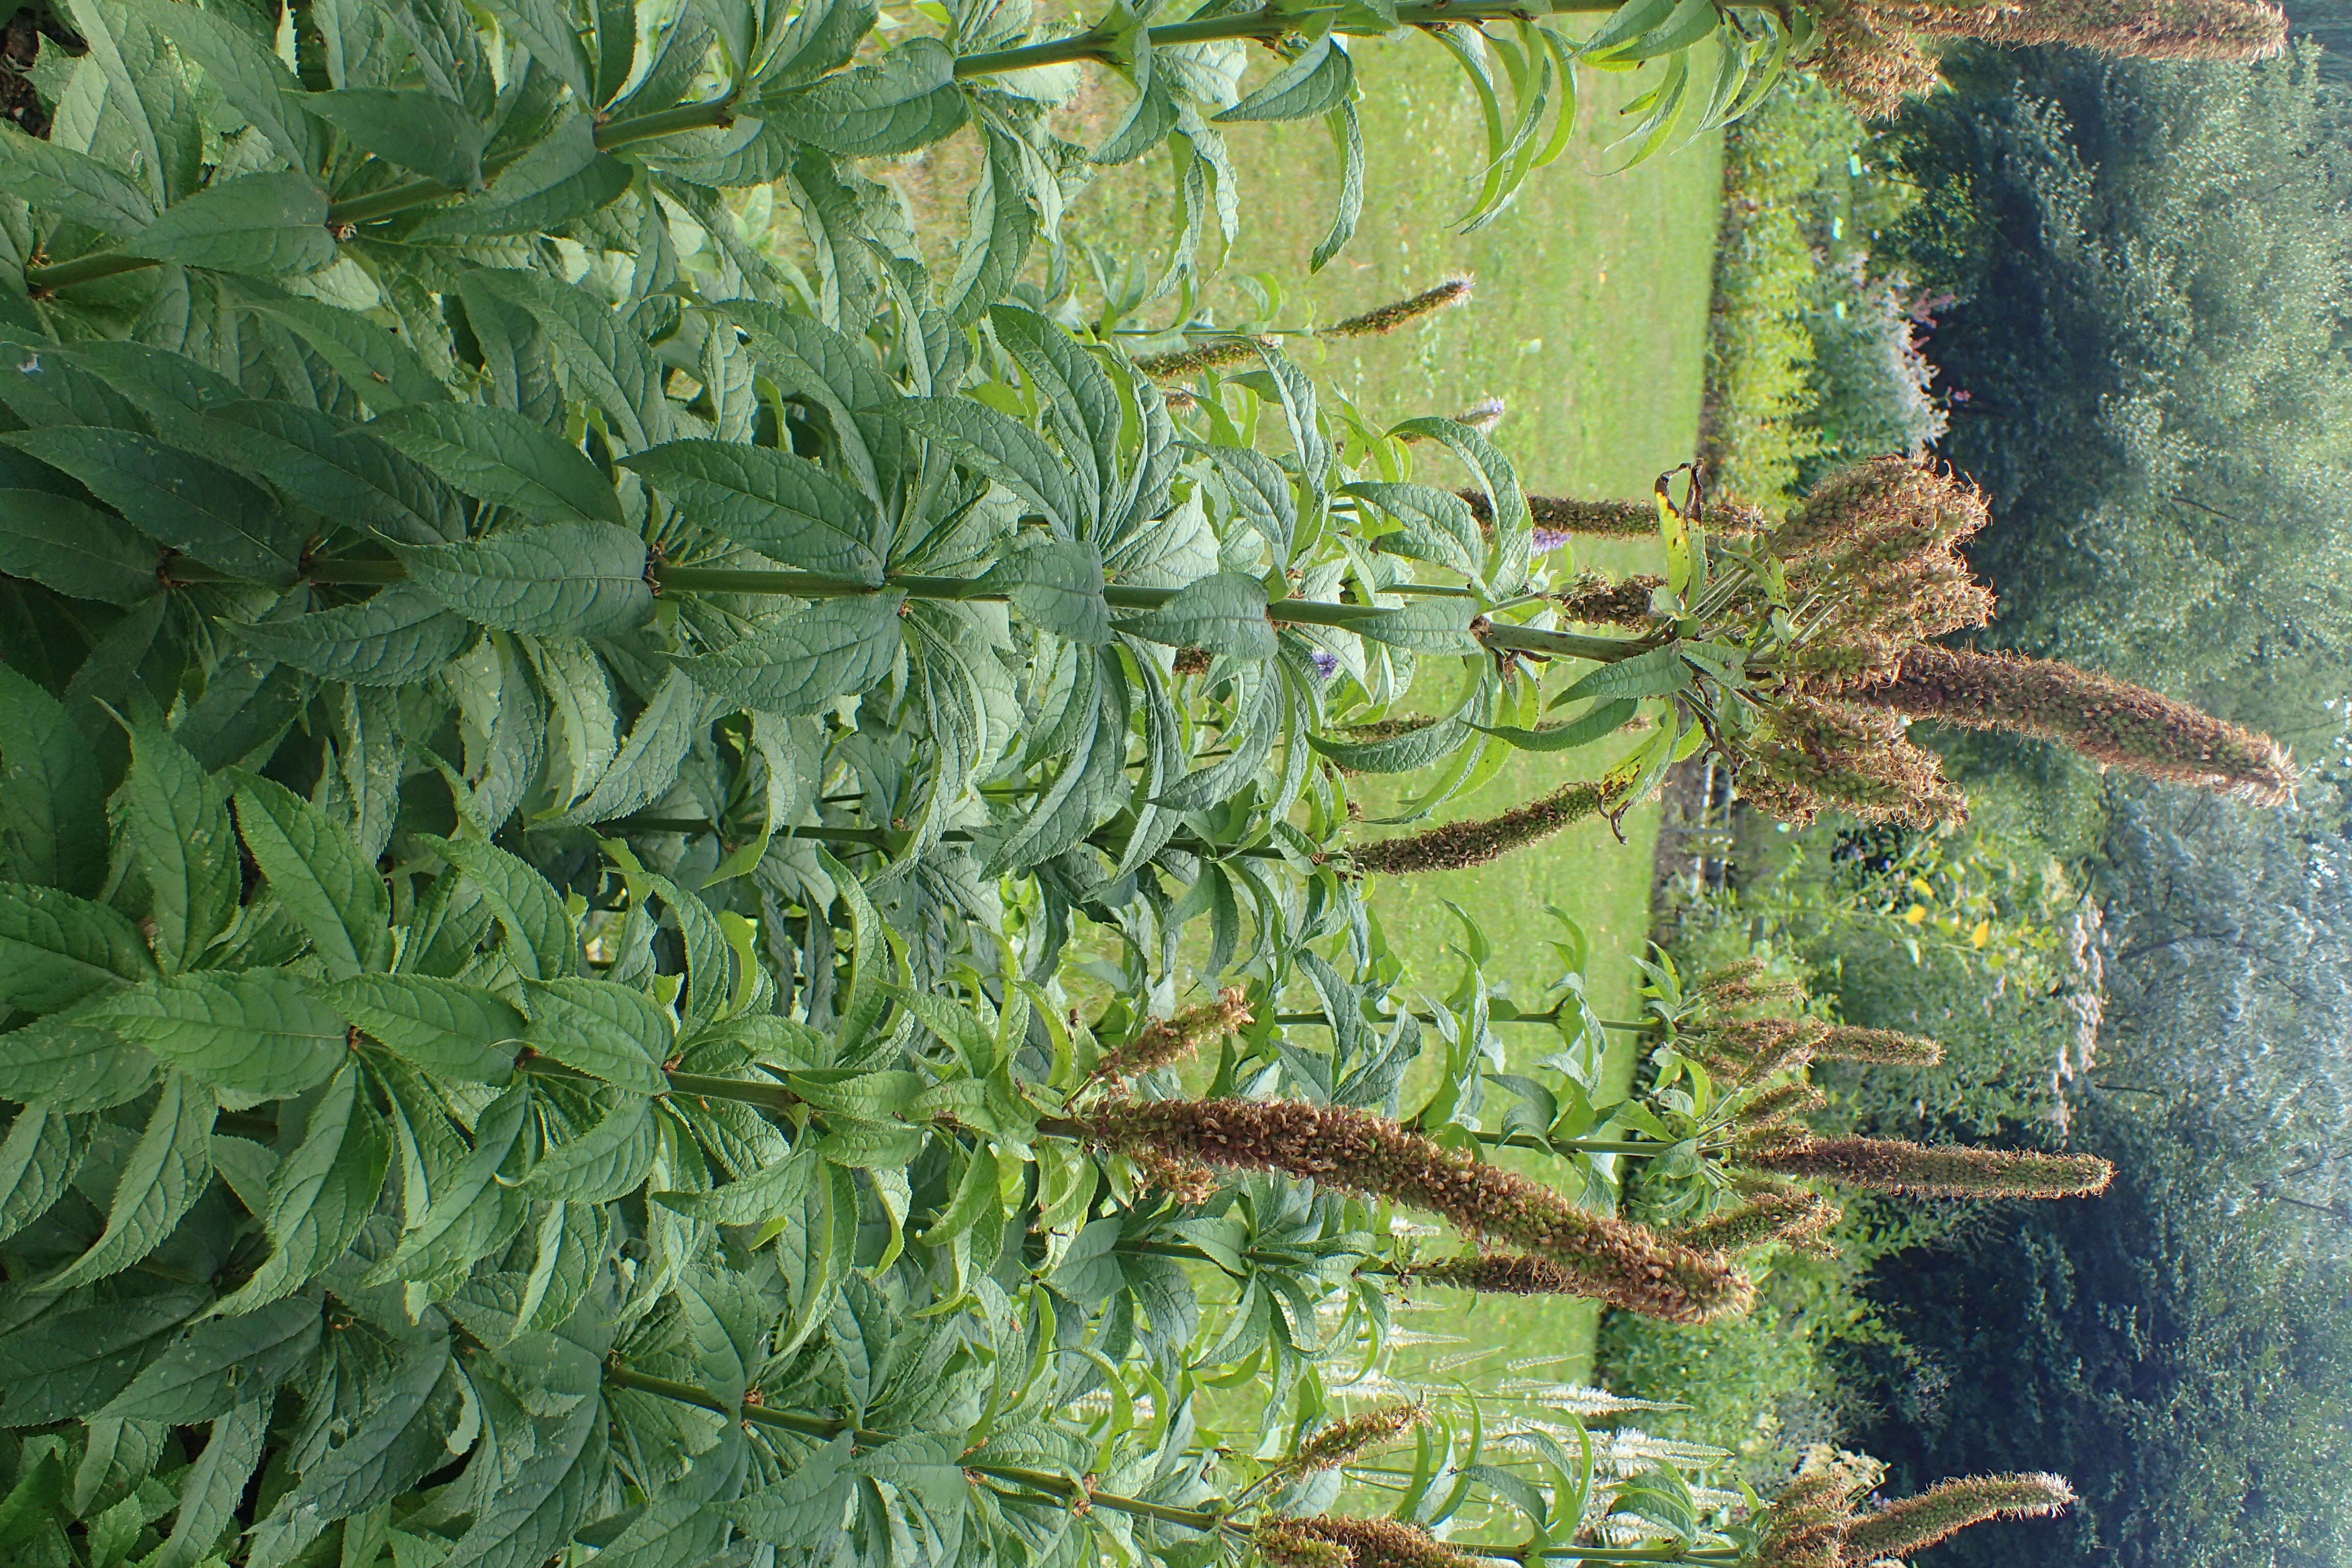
{"left": 1555, "top": 573, "right": 1667, "bottom": 628}
{"left": 1736, "top": 1080, "right": 1828, "bottom": 1132}
{"left": 1280, "top": 1403, "right": 1431, "bottom": 1478}
{"left": 1806, "top": 4, "right": 1945, "bottom": 119}
{"left": 1091, "top": 987, "right": 1254, "bottom": 1085}
{"left": 1811, "top": 1024, "right": 1945, "bottom": 1067}
{"left": 1844, "top": 1472, "right": 2077, "bottom": 1558}
{"left": 1271, "top": 1517, "right": 1483, "bottom": 1568}
{"left": 1858, "top": 646, "right": 2298, "bottom": 806}
{"left": 1776, "top": 458, "right": 1990, "bottom": 566}
{"left": 1128, "top": 1145, "right": 1219, "bottom": 1205}
{"left": 1349, "top": 780, "right": 1611, "bottom": 876}
{"left": 1256, "top": 1520, "right": 1357, "bottom": 1568}
{"left": 1407, "top": 1252, "right": 1590, "bottom": 1296}
{"left": 1137, "top": 334, "right": 1278, "bottom": 381}
{"left": 1696, "top": 1015, "right": 1826, "bottom": 1083}
{"left": 1742, "top": 695, "right": 1970, "bottom": 829}
{"left": 1674, "top": 1191, "right": 1843, "bottom": 1258}
{"left": 1895, "top": 0, "right": 2286, "bottom": 57}
{"left": 1742, "top": 1134, "right": 2115, "bottom": 1200}
{"left": 1325, "top": 276, "right": 1474, "bottom": 339}
{"left": 1082, "top": 1097, "right": 1754, "bottom": 1322}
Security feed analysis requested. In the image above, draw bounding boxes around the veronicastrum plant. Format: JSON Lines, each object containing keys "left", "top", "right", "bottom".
{"left": 0, "top": 4, "right": 2126, "bottom": 1566}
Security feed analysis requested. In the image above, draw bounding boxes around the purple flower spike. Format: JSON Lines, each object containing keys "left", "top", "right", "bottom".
{"left": 1310, "top": 649, "right": 1340, "bottom": 681}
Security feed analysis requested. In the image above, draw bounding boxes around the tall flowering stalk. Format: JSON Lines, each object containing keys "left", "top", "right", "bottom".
{"left": 1740, "top": 1134, "right": 2114, "bottom": 1200}
{"left": 1751, "top": 1456, "right": 2076, "bottom": 1568}
{"left": 1842, "top": 1472, "right": 2077, "bottom": 1557}
{"left": 1810, "top": 0, "right": 2286, "bottom": 117}
{"left": 1258, "top": 1516, "right": 1482, "bottom": 1568}
{"left": 1854, "top": 645, "right": 2299, "bottom": 805}
{"left": 1080, "top": 1097, "right": 1754, "bottom": 1321}
{"left": 1349, "top": 780, "right": 1614, "bottom": 876}
{"left": 1518, "top": 457, "right": 2297, "bottom": 826}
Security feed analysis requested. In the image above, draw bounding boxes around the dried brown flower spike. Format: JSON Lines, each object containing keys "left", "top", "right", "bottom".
{"left": 1741, "top": 1134, "right": 2115, "bottom": 1200}
{"left": 1856, "top": 646, "right": 2299, "bottom": 805}
{"left": 1090, "top": 987, "right": 1254, "bottom": 1086}
{"left": 1349, "top": 780, "right": 1612, "bottom": 876}
{"left": 1844, "top": 1472, "right": 2077, "bottom": 1557}
{"left": 1260, "top": 1516, "right": 1483, "bottom": 1568}
{"left": 1081, "top": 1097, "right": 1754, "bottom": 1321}
{"left": 1324, "top": 277, "right": 1474, "bottom": 339}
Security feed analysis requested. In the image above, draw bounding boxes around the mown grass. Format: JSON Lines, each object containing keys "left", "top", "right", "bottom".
{"left": 1016, "top": 40, "right": 1727, "bottom": 1392}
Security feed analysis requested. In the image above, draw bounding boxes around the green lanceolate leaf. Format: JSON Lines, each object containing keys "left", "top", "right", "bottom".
{"left": 676, "top": 592, "right": 906, "bottom": 715}
{"left": 37, "top": 1074, "right": 215, "bottom": 1292}
{"left": 522, "top": 978, "right": 673, "bottom": 1094}
{"left": 231, "top": 772, "right": 393, "bottom": 976}
{"left": 480, "top": 0, "right": 595, "bottom": 102}
{"left": 328, "top": 973, "right": 524, "bottom": 1083}
{"left": 89, "top": 971, "right": 349, "bottom": 1098}
{"left": 1122, "top": 571, "right": 1279, "bottom": 658}
{"left": 0, "top": 1288, "right": 210, "bottom": 1424}
{"left": 98, "top": 1294, "right": 321, "bottom": 1424}
{"left": 0, "top": 666, "right": 107, "bottom": 896}
{"left": 422, "top": 835, "right": 577, "bottom": 981}
{"left": 979, "top": 537, "right": 1112, "bottom": 645}
{"left": 257, "top": 1337, "right": 460, "bottom": 1529}
{"left": 244, "top": 297, "right": 452, "bottom": 410}
{"left": 150, "top": 1396, "right": 267, "bottom": 1568}
{"left": 0, "top": 1012, "right": 159, "bottom": 1115}
{"left": 0, "top": 881, "right": 158, "bottom": 1012}
{"left": 233, "top": 583, "right": 475, "bottom": 686}
{"left": 879, "top": 396, "right": 1075, "bottom": 535}
{"left": 1474, "top": 696, "right": 1641, "bottom": 752}
{"left": 363, "top": 1083, "right": 533, "bottom": 1288}
{"left": 400, "top": 521, "right": 654, "bottom": 636}
{"left": 522, "top": 1094, "right": 657, "bottom": 1203}
{"left": 1216, "top": 27, "right": 1355, "bottom": 122}
{"left": 116, "top": 722, "right": 240, "bottom": 974}
{"left": 202, "top": 401, "right": 463, "bottom": 547}
{"left": 302, "top": 88, "right": 492, "bottom": 190}
{"left": 126, "top": 172, "right": 338, "bottom": 277}
{"left": 457, "top": 268, "right": 672, "bottom": 452}
{"left": 758, "top": 38, "right": 969, "bottom": 157}
{"left": 943, "top": 128, "right": 1038, "bottom": 328}
{"left": 0, "top": 426, "right": 300, "bottom": 585}
{"left": 0, "top": 1108, "right": 89, "bottom": 1245}
{"left": 127, "top": 0, "right": 323, "bottom": 169}
{"left": 0, "top": 490, "right": 160, "bottom": 605}
{"left": 622, "top": 439, "right": 884, "bottom": 581}
{"left": 371, "top": 402, "right": 623, "bottom": 525}
{"left": 1553, "top": 642, "right": 1690, "bottom": 702}
{"left": 1349, "top": 598, "right": 1480, "bottom": 653}
{"left": 0, "top": 134, "right": 154, "bottom": 234}
{"left": 211, "top": 1065, "right": 389, "bottom": 1313}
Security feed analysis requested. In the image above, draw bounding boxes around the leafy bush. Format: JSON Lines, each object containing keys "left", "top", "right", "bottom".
{"left": 1700, "top": 79, "right": 1938, "bottom": 510}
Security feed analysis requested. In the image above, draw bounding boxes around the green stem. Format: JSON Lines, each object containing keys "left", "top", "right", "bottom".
{"left": 660, "top": 564, "right": 1466, "bottom": 619}
{"left": 605, "top": 1366, "right": 1227, "bottom": 1529}
{"left": 1478, "top": 622, "right": 1661, "bottom": 664}
{"left": 952, "top": 0, "right": 1626, "bottom": 76}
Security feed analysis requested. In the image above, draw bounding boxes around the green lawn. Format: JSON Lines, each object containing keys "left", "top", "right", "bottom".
{"left": 911, "top": 41, "right": 1726, "bottom": 1390}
